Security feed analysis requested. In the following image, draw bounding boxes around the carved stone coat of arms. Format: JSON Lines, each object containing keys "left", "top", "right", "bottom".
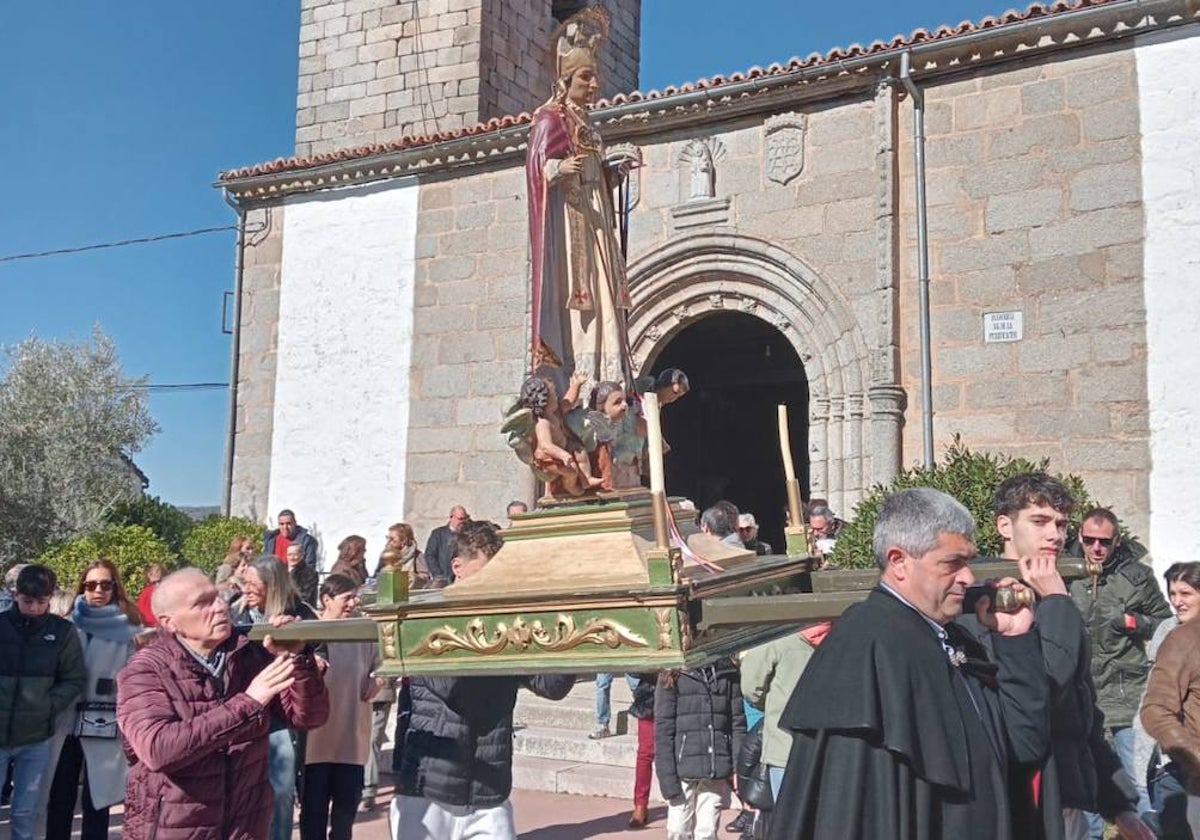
{"left": 764, "top": 112, "right": 807, "bottom": 185}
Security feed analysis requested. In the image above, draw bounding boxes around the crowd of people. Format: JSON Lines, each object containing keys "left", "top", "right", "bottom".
{"left": 4, "top": 480, "right": 1199, "bottom": 840}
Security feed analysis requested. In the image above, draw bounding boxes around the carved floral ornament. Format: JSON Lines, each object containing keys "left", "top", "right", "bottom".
{"left": 410, "top": 614, "right": 650, "bottom": 657}
{"left": 764, "top": 112, "right": 807, "bottom": 185}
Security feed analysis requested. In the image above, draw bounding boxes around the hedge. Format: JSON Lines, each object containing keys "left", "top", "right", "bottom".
{"left": 829, "top": 436, "right": 1106, "bottom": 570}
{"left": 37, "top": 524, "right": 175, "bottom": 593}
{"left": 180, "top": 515, "right": 262, "bottom": 577}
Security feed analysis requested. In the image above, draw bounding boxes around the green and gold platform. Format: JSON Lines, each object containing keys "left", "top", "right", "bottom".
{"left": 250, "top": 492, "right": 1090, "bottom": 677}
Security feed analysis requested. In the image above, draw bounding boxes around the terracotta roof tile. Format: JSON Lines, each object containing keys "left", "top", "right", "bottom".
{"left": 220, "top": 0, "right": 1121, "bottom": 182}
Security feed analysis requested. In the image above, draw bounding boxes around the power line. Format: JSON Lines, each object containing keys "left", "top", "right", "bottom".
{"left": 135, "top": 382, "right": 230, "bottom": 393}
{"left": 0, "top": 225, "right": 237, "bottom": 264}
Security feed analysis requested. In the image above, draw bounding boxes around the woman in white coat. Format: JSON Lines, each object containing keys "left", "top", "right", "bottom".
{"left": 45, "top": 559, "right": 143, "bottom": 840}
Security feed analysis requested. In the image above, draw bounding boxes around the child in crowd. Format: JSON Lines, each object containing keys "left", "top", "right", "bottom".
{"left": 655, "top": 659, "right": 747, "bottom": 840}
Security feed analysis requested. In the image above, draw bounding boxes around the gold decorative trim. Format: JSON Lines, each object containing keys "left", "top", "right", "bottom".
{"left": 655, "top": 608, "right": 673, "bottom": 650}
{"left": 679, "top": 608, "right": 693, "bottom": 652}
{"left": 380, "top": 622, "right": 397, "bottom": 659}
{"left": 410, "top": 614, "right": 649, "bottom": 657}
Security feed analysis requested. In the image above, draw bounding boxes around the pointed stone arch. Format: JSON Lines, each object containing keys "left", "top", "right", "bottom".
{"left": 626, "top": 232, "right": 901, "bottom": 514}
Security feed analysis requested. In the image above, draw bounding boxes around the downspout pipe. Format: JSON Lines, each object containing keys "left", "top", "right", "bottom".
{"left": 220, "top": 190, "right": 246, "bottom": 515}
{"left": 899, "top": 50, "right": 936, "bottom": 470}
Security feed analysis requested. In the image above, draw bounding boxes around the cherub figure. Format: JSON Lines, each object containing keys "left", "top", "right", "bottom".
{"left": 519, "top": 372, "right": 602, "bottom": 496}
{"left": 585, "top": 380, "right": 629, "bottom": 490}
{"left": 614, "top": 369, "right": 691, "bottom": 492}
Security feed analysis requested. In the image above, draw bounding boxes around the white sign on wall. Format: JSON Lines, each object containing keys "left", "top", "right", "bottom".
{"left": 983, "top": 311, "right": 1024, "bottom": 343}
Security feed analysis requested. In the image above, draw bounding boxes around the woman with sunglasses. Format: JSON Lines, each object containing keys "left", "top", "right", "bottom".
{"left": 299, "top": 574, "right": 381, "bottom": 840}
{"left": 232, "top": 555, "right": 319, "bottom": 840}
{"left": 45, "top": 559, "right": 144, "bottom": 840}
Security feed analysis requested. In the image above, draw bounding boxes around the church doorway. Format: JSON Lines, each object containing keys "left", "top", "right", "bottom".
{"left": 648, "top": 311, "right": 809, "bottom": 553}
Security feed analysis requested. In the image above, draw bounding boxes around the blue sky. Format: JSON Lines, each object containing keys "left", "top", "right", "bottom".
{"left": 0, "top": 0, "right": 1006, "bottom": 506}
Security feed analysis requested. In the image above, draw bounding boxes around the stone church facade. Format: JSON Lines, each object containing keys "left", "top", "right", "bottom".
{"left": 220, "top": 0, "right": 1200, "bottom": 566}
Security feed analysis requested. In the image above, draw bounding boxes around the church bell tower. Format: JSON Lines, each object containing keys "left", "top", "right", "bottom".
{"left": 295, "top": 0, "right": 641, "bottom": 157}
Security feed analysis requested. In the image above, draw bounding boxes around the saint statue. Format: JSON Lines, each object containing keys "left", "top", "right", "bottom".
{"left": 526, "top": 7, "right": 635, "bottom": 395}
{"left": 503, "top": 8, "right": 688, "bottom": 498}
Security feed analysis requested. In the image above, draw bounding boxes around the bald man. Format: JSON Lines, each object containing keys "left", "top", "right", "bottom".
{"left": 116, "top": 569, "right": 329, "bottom": 840}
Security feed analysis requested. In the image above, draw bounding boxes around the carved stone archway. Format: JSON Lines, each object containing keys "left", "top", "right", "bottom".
{"left": 626, "top": 232, "right": 902, "bottom": 515}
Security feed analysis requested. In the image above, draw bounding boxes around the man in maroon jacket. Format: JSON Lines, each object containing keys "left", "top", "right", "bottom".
{"left": 117, "top": 568, "right": 329, "bottom": 840}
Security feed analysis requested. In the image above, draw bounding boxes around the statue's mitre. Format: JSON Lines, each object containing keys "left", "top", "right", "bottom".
{"left": 554, "top": 6, "right": 609, "bottom": 79}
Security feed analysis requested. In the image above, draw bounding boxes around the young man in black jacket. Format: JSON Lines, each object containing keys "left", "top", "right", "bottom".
{"left": 389, "top": 521, "right": 574, "bottom": 840}
{"left": 0, "top": 565, "right": 86, "bottom": 840}
{"left": 992, "top": 474, "right": 1154, "bottom": 840}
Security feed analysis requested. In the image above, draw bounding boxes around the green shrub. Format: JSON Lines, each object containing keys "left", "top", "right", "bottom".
{"left": 829, "top": 436, "right": 1101, "bottom": 570}
{"left": 180, "top": 515, "right": 262, "bottom": 576}
{"left": 37, "top": 524, "right": 175, "bottom": 592}
{"left": 105, "top": 494, "right": 194, "bottom": 554}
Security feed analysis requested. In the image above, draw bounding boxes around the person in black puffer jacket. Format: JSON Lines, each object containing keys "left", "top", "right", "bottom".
{"left": 390, "top": 522, "right": 575, "bottom": 840}
{"left": 655, "top": 659, "right": 746, "bottom": 840}
{"left": 0, "top": 565, "right": 86, "bottom": 840}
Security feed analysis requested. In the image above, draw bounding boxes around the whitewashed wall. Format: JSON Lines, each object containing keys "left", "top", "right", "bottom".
{"left": 269, "top": 180, "right": 419, "bottom": 569}
{"left": 1137, "top": 29, "right": 1200, "bottom": 573}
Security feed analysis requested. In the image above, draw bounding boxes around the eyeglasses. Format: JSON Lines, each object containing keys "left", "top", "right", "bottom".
{"left": 1081, "top": 536, "right": 1114, "bottom": 548}
{"left": 84, "top": 580, "right": 114, "bottom": 593}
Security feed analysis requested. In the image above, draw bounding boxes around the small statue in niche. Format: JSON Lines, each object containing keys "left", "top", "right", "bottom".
{"left": 689, "top": 143, "right": 714, "bottom": 200}
{"left": 505, "top": 372, "right": 602, "bottom": 497}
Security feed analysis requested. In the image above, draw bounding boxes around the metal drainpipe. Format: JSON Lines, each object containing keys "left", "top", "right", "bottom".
{"left": 899, "top": 50, "right": 936, "bottom": 469}
{"left": 220, "top": 191, "right": 246, "bottom": 515}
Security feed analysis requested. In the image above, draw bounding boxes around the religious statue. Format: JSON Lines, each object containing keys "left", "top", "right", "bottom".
{"left": 503, "top": 8, "right": 690, "bottom": 499}
{"left": 526, "top": 7, "right": 636, "bottom": 394}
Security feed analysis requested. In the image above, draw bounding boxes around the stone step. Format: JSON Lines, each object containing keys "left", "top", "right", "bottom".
{"left": 513, "top": 724, "right": 641, "bottom": 768}
{"left": 515, "top": 697, "right": 633, "bottom": 734}
{"left": 514, "top": 675, "right": 638, "bottom": 733}
{"left": 511, "top": 754, "right": 663, "bottom": 802}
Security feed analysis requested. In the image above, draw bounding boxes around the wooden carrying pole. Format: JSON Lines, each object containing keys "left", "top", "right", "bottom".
{"left": 643, "top": 392, "right": 671, "bottom": 550}
{"left": 778, "top": 404, "right": 804, "bottom": 528}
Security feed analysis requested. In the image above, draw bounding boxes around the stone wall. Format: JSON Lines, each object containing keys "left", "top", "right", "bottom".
{"left": 404, "top": 165, "right": 533, "bottom": 534}
{"left": 621, "top": 95, "right": 895, "bottom": 516}
{"left": 297, "top": 0, "right": 640, "bottom": 158}
{"left": 230, "top": 204, "right": 284, "bottom": 522}
{"left": 896, "top": 48, "right": 1150, "bottom": 536}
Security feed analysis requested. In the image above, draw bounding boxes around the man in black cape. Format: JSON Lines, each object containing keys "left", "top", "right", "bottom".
{"left": 768, "top": 487, "right": 1055, "bottom": 840}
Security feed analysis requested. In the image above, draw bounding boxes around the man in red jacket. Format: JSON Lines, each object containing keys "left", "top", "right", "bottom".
{"left": 117, "top": 568, "right": 329, "bottom": 840}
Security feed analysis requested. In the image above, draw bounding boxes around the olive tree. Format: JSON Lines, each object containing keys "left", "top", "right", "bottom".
{"left": 0, "top": 328, "right": 159, "bottom": 567}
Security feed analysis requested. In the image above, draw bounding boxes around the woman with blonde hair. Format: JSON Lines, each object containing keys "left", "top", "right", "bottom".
{"left": 45, "top": 559, "right": 142, "bottom": 840}
{"left": 233, "top": 555, "right": 318, "bottom": 840}
{"left": 374, "top": 523, "right": 430, "bottom": 588}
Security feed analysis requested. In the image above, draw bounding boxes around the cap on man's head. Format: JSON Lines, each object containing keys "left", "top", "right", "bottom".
{"left": 737, "top": 513, "right": 757, "bottom": 529}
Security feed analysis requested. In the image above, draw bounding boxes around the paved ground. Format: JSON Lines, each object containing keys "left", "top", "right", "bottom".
{"left": 6, "top": 784, "right": 688, "bottom": 839}
{"left": 349, "top": 787, "right": 673, "bottom": 839}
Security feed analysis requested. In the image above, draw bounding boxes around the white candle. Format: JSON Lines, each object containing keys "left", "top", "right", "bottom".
{"left": 644, "top": 392, "right": 666, "bottom": 495}
{"left": 778, "top": 404, "right": 796, "bottom": 482}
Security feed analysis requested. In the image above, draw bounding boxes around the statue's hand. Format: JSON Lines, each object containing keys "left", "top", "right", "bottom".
{"left": 558, "top": 155, "right": 585, "bottom": 176}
